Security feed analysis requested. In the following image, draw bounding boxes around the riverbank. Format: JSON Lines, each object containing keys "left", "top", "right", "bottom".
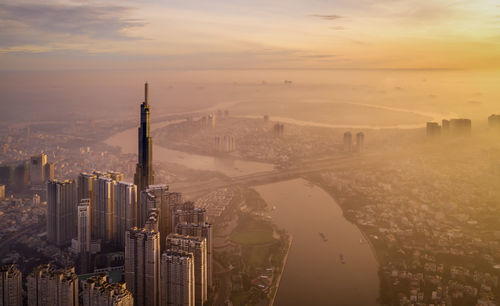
{"left": 269, "top": 235, "right": 293, "bottom": 306}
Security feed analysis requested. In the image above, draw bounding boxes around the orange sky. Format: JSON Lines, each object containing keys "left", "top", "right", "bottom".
{"left": 0, "top": 0, "right": 499, "bottom": 71}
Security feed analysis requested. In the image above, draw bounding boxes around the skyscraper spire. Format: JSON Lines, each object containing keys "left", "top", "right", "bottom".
{"left": 135, "top": 83, "right": 154, "bottom": 192}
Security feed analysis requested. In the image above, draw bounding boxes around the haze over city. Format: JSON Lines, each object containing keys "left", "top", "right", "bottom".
{"left": 0, "top": 0, "right": 499, "bottom": 306}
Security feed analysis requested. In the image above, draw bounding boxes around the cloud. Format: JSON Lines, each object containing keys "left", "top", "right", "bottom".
{"left": 330, "top": 26, "right": 346, "bottom": 30}
{"left": 0, "top": 2, "right": 145, "bottom": 48}
{"left": 311, "top": 14, "right": 344, "bottom": 20}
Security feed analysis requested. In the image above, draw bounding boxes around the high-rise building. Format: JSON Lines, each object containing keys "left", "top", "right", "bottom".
{"left": 113, "top": 182, "right": 137, "bottom": 247}
{"left": 47, "top": 179, "right": 77, "bottom": 246}
{"left": 139, "top": 185, "right": 183, "bottom": 250}
{"left": 27, "top": 265, "right": 78, "bottom": 306}
{"left": 172, "top": 206, "right": 206, "bottom": 233}
{"left": 78, "top": 173, "right": 97, "bottom": 204}
{"left": 488, "top": 114, "right": 500, "bottom": 130}
{"left": 426, "top": 122, "right": 441, "bottom": 137}
{"left": 166, "top": 234, "right": 207, "bottom": 306}
{"left": 93, "top": 176, "right": 114, "bottom": 242}
{"left": 356, "top": 132, "right": 365, "bottom": 152}
{"left": 30, "top": 154, "right": 47, "bottom": 185}
{"left": 77, "top": 199, "right": 91, "bottom": 254}
{"left": 343, "top": 132, "right": 352, "bottom": 152}
{"left": 44, "top": 163, "right": 55, "bottom": 181}
{"left": 450, "top": 118, "right": 472, "bottom": 135}
{"left": 175, "top": 222, "right": 213, "bottom": 287}
{"left": 0, "top": 264, "right": 22, "bottom": 306}
{"left": 134, "top": 83, "right": 154, "bottom": 193}
{"left": 442, "top": 119, "right": 450, "bottom": 135}
{"left": 160, "top": 251, "right": 195, "bottom": 306}
{"left": 82, "top": 275, "right": 133, "bottom": 306}
{"left": 125, "top": 227, "right": 160, "bottom": 306}
{"left": 13, "top": 163, "right": 29, "bottom": 192}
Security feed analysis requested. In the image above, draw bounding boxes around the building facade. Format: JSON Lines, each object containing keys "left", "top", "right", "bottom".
{"left": 27, "top": 265, "right": 78, "bottom": 306}
{"left": 113, "top": 182, "right": 137, "bottom": 247}
{"left": 0, "top": 265, "right": 22, "bottom": 306}
{"left": 160, "top": 251, "right": 195, "bottom": 306}
{"left": 47, "top": 179, "right": 77, "bottom": 246}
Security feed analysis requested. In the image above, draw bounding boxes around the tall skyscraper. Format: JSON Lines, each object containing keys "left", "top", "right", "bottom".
{"left": 125, "top": 227, "right": 160, "bottom": 306}
{"left": 166, "top": 234, "right": 207, "bottom": 306}
{"left": 47, "top": 179, "right": 77, "bottom": 246}
{"left": 175, "top": 223, "right": 213, "bottom": 287}
{"left": 0, "top": 264, "right": 22, "bottom": 306}
{"left": 93, "top": 176, "right": 114, "bottom": 242}
{"left": 450, "top": 118, "right": 472, "bottom": 135}
{"left": 77, "top": 199, "right": 91, "bottom": 254}
{"left": 134, "top": 83, "right": 154, "bottom": 193}
{"left": 140, "top": 185, "right": 182, "bottom": 250}
{"left": 113, "top": 182, "right": 137, "bottom": 248}
{"left": 27, "top": 265, "right": 78, "bottom": 306}
{"left": 30, "top": 153, "right": 47, "bottom": 185}
{"left": 426, "top": 122, "right": 441, "bottom": 137}
{"left": 160, "top": 251, "right": 195, "bottom": 306}
{"left": 82, "top": 275, "right": 133, "bottom": 306}
{"left": 343, "top": 131, "right": 352, "bottom": 152}
{"left": 488, "top": 114, "right": 500, "bottom": 130}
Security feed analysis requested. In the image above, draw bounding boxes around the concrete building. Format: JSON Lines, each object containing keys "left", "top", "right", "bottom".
{"left": 166, "top": 234, "right": 207, "bottom": 306}
{"left": 356, "top": 132, "right": 365, "bottom": 152}
{"left": 47, "top": 179, "right": 77, "bottom": 246}
{"left": 139, "top": 184, "right": 183, "bottom": 250}
{"left": 343, "top": 132, "right": 352, "bottom": 152}
{"left": 175, "top": 222, "right": 213, "bottom": 287}
{"left": 27, "top": 265, "right": 78, "bottom": 306}
{"left": 172, "top": 206, "right": 207, "bottom": 234}
{"left": 0, "top": 184, "right": 4, "bottom": 200}
{"left": 77, "top": 173, "right": 96, "bottom": 204}
{"left": 450, "top": 118, "right": 472, "bottom": 135}
{"left": 113, "top": 182, "right": 137, "bottom": 248}
{"left": 488, "top": 114, "right": 500, "bottom": 130}
{"left": 124, "top": 227, "right": 160, "bottom": 306}
{"left": 0, "top": 264, "right": 22, "bottom": 306}
{"left": 160, "top": 251, "right": 195, "bottom": 306}
{"left": 77, "top": 199, "right": 91, "bottom": 254}
{"left": 44, "top": 163, "right": 54, "bottom": 181}
{"left": 426, "top": 122, "right": 441, "bottom": 137}
{"left": 93, "top": 176, "right": 114, "bottom": 242}
{"left": 442, "top": 119, "right": 450, "bottom": 134}
{"left": 82, "top": 275, "right": 133, "bottom": 306}
{"left": 30, "top": 154, "right": 47, "bottom": 185}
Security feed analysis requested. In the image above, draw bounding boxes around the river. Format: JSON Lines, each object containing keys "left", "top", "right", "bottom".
{"left": 254, "top": 179, "right": 379, "bottom": 306}
{"left": 104, "top": 120, "right": 275, "bottom": 177}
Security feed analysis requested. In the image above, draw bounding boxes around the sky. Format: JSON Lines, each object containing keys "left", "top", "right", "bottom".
{"left": 0, "top": 0, "right": 499, "bottom": 71}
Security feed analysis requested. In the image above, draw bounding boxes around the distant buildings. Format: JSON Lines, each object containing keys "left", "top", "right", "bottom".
{"left": 47, "top": 179, "right": 77, "bottom": 246}
{"left": 0, "top": 264, "right": 22, "bottom": 306}
{"left": 0, "top": 184, "right": 4, "bottom": 200}
{"left": 426, "top": 118, "right": 472, "bottom": 138}
{"left": 356, "top": 132, "right": 365, "bottom": 152}
{"left": 488, "top": 114, "right": 500, "bottom": 130}
{"left": 160, "top": 251, "right": 195, "bottom": 306}
{"left": 124, "top": 227, "right": 160, "bottom": 306}
{"left": 30, "top": 154, "right": 47, "bottom": 186}
{"left": 166, "top": 234, "right": 207, "bottom": 306}
{"left": 426, "top": 122, "right": 441, "bottom": 137}
{"left": 273, "top": 123, "right": 284, "bottom": 137}
{"left": 343, "top": 132, "right": 352, "bottom": 152}
{"left": 27, "top": 265, "right": 78, "bottom": 306}
{"left": 214, "top": 135, "right": 236, "bottom": 153}
{"left": 82, "top": 274, "right": 133, "bottom": 306}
